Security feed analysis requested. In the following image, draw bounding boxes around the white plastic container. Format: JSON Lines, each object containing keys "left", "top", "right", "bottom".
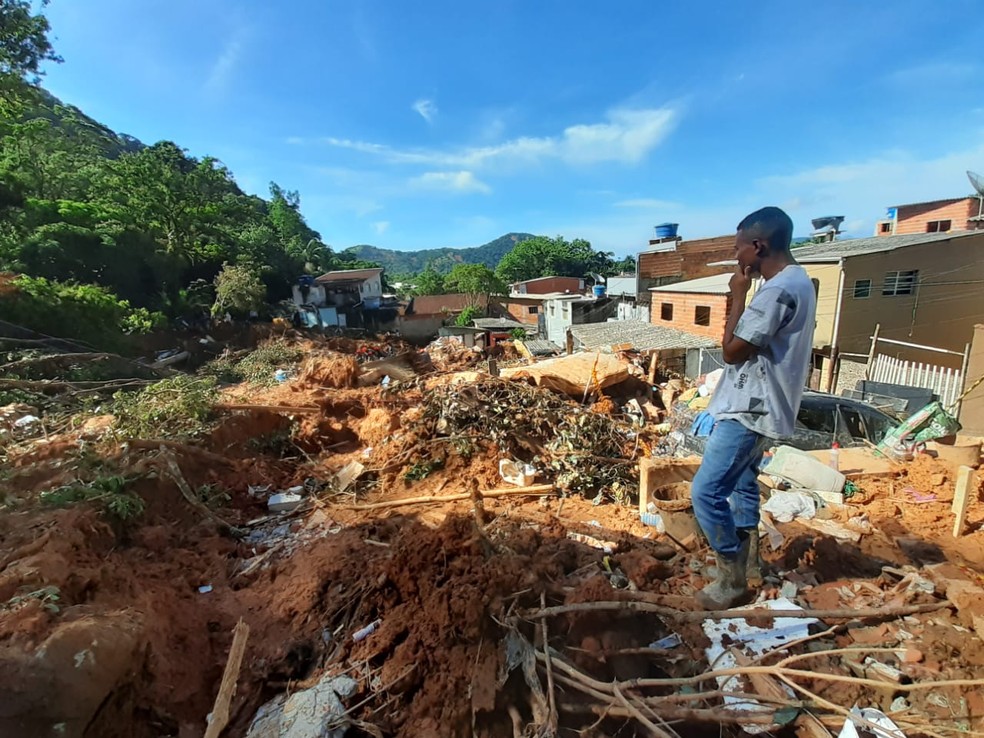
{"left": 499, "top": 459, "right": 537, "bottom": 487}
{"left": 767, "top": 445, "right": 846, "bottom": 493}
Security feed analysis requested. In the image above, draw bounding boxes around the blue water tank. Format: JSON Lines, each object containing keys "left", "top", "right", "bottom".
{"left": 654, "top": 223, "right": 679, "bottom": 239}
{"left": 592, "top": 284, "right": 607, "bottom": 298}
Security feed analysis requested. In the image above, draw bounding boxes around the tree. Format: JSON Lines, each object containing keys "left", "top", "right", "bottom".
{"left": 212, "top": 263, "right": 266, "bottom": 317}
{"left": 609, "top": 255, "right": 636, "bottom": 275}
{"left": 412, "top": 267, "right": 447, "bottom": 296}
{"left": 444, "top": 263, "right": 506, "bottom": 310}
{"left": 495, "top": 235, "right": 615, "bottom": 283}
{"left": 0, "top": 0, "right": 61, "bottom": 115}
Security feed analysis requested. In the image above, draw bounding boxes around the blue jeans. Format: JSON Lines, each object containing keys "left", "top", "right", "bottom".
{"left": 691, "top": 419, "right": 769, "bottom": 557}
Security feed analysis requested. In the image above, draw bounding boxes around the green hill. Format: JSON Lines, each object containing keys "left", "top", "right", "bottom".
{"left": 349, "top": 232, "right": 535, "bottom": 274}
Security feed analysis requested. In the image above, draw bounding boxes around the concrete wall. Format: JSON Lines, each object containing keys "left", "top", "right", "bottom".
{"left": 606, "top": 276, "right": 637, "bottom": 297}
{"left": 292, "top": 284, "right": 327, "bottom": 306}
{"left": 834, "top": 233, "right": 984, "bottom": 366}
{"left": 396, "top": 315, "right": 445, "bottom": 342}
{"left": 886, "top": 198, "right": 984, "bottom": 237}
{"left": 650, "top": 291, "right": 731, "bottom": 340}
{"left": 959, "top": 324, "right": 984, "bottom": 436}
{"left": 359, "top": 274, "right": 383, "bottom": 299}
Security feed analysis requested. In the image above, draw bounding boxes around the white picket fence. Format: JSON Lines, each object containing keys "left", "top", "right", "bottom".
{"left": 869, "top": 354, "right": 963, "bottom": 408}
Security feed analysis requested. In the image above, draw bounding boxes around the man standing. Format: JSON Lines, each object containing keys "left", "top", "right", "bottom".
{"left": 691, "top": 207, "right": 816, "bottom": 609}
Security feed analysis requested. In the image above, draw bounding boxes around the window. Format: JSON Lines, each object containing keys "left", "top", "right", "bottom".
{"left": 527, "top": 306, "right": 539, "bottom": 315}
{"left": 880, "top": 222, "right": 892, "bottom": 234}
{"left": 882, "top": 270, "right": 919, "bottom": 296}
{"left": 852, "top": 279, "right": 871, "bottom": 299}
{"left": 926, "top": 220, "right": 952, "bottom": 233}
{"left": 660, "top": 302, "right": 674, "bottom": 321}
{"left": 694, "top": 305, "right": 711, "bottom": 326}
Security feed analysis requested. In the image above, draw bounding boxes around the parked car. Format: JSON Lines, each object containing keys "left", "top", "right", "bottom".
{"left": 671, "top": 390, "right": 898, "bottom": 454}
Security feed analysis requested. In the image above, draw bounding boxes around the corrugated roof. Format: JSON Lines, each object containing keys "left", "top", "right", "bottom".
{"left": 792, "top": 230, "right": 982, "bottom": 262}
{"left": 522, "top": 339, "right": 562, "bottom": 356}
{"left": 570, "top": 321, "right": 717, "bottom": 352}
{"left": 315, "top": 268, "right": 383, "bottom": 284}
{"left": 473, "top": 317, "right": 528, "bottom": 330}
{"left": 410, "top": 293, "right": 475, "bottom": 315}
{"left": 651, "top": 273, "right": 731, "bottom": 294}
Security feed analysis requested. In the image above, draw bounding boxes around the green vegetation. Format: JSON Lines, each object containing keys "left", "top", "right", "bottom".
{"left": 40, "top": 474, "right": 145, "bottom": 522}
{"left": 0, "top": 1, "right": 379, "bottom": 349}
{"left": 351, "top": 232, "right": 535, "bottom": 274}
{"left": 112, "top": 375, "right": 218, "bottom": 439}
{"left": 202, "top": 342, "right": 305, "bottom": 385}
{"left": 495, "top": 235, "right": 619, "bottom": 283}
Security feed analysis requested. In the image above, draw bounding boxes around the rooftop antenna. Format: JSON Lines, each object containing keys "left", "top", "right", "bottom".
{"left": 968, "top": 171, "right": 984, "bottom": 223}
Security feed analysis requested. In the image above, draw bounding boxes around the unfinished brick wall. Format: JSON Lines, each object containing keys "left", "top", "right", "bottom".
{"left": 494, "top": 298, "right": 541, "bottom": 326}
{"left": 888, "top": 198, "right": 984, "bottom": 236}
{"left": 638, "top": 236, "right": 735, "bottom": 283}
{"left": 650, "top": 291, "right": 731, "bottom": 341}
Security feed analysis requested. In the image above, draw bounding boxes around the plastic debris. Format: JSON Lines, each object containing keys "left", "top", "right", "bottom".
{"left": 499, "top": 459, "right": 538, "bottom": 487}
{"left": 268, "top": 492, "right": 304, "bottom": 512}
{"left": 352, "top": 620, "right": 381, "bottom": 642}
{"left": 650, "top": 633, "right": 682, "bottom": 650}
{"left": 245, "top": 673, "right": 357, "bottom": 738}
{"left": 198, "top": 585, "right": 213, "bottom": 594}
{"left": 837, "top": 707, "right": 906, "bottom": 738}
{"left": 762, "top": 490, "right": 817, "bottom": 523}
{"left": 567, "top": 531, "right": 616, "bottom": 553}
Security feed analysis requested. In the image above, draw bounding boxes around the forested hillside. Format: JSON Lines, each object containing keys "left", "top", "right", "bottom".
{"left": 351, "top": 232, "right": 535, "bottom": 274}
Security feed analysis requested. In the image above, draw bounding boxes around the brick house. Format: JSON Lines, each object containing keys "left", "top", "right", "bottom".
{"left": 637, "top": 235, "right": 735, "bottom": 296}
{"left": 875, "top": 196, "right": 984, "bottom": 237}
{"left": 650, "top": 273, "right": 732, "bottom": 341}
{"left": 494, "top": 295, "right": 544, "bottom": 331}
{"left": 510, "top": 276, "right": 585, "bottom": 295}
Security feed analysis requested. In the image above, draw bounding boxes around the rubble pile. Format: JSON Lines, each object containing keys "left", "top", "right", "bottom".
{"left": 1, "top": 331, "right": 984, "bottom": 737}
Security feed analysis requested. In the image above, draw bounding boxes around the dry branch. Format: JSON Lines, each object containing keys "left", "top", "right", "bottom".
{"left": 203, "top": 618, "right": 250, "bottom": 738}
{"left": 344, "top": 484, "right": 555, "bottom": 511}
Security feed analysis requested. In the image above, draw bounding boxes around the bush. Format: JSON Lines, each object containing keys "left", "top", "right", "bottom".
{"left": 0, "top": 273, "right": 166, "bottom": 350}
{"left": 113, "top": 375, "right": 218, "bottom": 439}
{"left": 201, "top": 341, "right": 305, "bottom": 385}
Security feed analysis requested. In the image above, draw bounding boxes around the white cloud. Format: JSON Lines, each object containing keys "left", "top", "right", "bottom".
{"left": 204, "top": 24, "right": 250, "bottom": 95}
{"left": 371, "top": 220, "right": 390, "bottom": 235}
{"left": 413, "top": 98, "right": 438, "bottom": 123}
{"left": 316, "top": 105, "right": 678, "bottom": 170}
{"left": 409, "top": 170, "right": 492, "bottom": 195}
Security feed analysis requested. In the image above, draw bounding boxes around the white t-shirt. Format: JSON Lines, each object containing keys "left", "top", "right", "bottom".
{"left": 707, "top": 264, "right": 817, "bottom": 439}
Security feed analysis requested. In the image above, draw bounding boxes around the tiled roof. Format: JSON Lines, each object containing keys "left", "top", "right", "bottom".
{"left": 410, "top": 293, "right": 475, "bottom": 315}
{"left": 792, "top": 231, "right": 982, "bottom": 262}
{"left": 315, "top": 268, "right": 383, "bottom": 284}
{"left": 651, "top": 273, "right": 731, "bottom": 294}
{"left": 570, "top": 321, "right": 717, "bottom": 352}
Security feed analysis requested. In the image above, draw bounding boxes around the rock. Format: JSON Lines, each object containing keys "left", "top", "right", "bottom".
{"left": 902, "top": 648, "right": 924, "bottom": 664}
{"left": 246, "top": 672, "right": 357, "bottom": 738}
{"left": 0, "top": 610, "right": 144, "bottom": 738}
{"left": 616, "top": 551, "right": 671, "bottom": 589}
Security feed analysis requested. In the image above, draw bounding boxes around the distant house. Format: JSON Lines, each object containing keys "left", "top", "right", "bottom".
{"left": 397, "top": 293, "right": 478, "bottom": 342}
{"left": 510, "top": 276, "right": 585, "bottom": 295}
{"left": 292, "top": 267, "right": 384, "bottom": 327}
{"left": 875, "top": 196, "right": 984, "bottom": 237}
{"left": 542, "top": 294, "right": 617, "bottom": 347}
{"left": 650, "top": 273, "right": 732, "bottom": 342}
{"left": 494, "top": 294, "right": 546, "bottom": 334}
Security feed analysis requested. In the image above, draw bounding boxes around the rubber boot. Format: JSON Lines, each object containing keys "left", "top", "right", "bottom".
{"left": 695, "top": 551, "right": 750, "bottom": 610}
{"left": 705, "top": 529, "right": 761, "bottom": 581}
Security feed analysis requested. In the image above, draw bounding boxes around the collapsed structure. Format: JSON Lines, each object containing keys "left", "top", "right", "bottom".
{"left": 1, "top": 328, "right": 983, "bottom": 738}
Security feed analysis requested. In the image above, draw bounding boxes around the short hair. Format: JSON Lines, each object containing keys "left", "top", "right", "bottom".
{"left": 737, "top": 207, "right": 793, "bottom": 252}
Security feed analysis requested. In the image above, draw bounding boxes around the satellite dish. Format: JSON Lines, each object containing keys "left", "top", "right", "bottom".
{"left": 969, "top": 170, "right": 984, "bottom": 196}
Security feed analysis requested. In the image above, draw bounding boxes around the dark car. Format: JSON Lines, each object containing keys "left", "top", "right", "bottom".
{"left": 672, "top": 390, "right": 898, "bottom": 454}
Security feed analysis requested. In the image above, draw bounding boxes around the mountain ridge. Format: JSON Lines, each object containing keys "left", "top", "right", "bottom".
{"left": 349, "top": 232, "right": 536, "bottom": 274}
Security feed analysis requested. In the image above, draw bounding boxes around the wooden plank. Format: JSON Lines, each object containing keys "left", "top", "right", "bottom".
{"left": 204, "top": 618, "right": 250, "bottom": 738}
{"left": 953, "top": 466, "right": 975, "bottom": 537}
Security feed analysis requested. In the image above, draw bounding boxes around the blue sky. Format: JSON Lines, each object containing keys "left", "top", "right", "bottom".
{"left": 40, "top": 0, "right": 984, "bottom": 256}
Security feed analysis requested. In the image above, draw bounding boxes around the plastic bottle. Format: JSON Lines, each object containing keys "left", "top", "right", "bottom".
{"left": 829, "top": 442, "right": 840, "bottom": 472}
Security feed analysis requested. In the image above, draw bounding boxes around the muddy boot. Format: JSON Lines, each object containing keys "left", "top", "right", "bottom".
{"left": 745, "top": 531, "right": 763, "bottom": 584}
{"left": 705, "top": 529, "right": 761, "bottom": 580}
{"left": 695, "top": 552, "right": 750, "bottom": 610}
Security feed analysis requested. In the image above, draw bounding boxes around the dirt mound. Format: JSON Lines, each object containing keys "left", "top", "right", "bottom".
{"left": 357, "top": 407, "right": 400, "bottom": 447}
{"left": 428, "top": 338, "right": 483, "bottom": 372}
{"left": 296, "top": 353, "right": 360, "bottom": 388}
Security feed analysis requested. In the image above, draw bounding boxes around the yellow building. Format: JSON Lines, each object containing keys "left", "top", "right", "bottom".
{"left": 792, "top": 231, "right": 984, "bottom": 387}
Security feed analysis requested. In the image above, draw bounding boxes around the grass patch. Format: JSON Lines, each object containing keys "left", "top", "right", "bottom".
{"left": 113, "top": 375, "right": 217, "bottom": 440}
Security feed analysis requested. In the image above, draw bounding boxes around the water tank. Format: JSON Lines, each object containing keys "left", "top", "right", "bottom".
{"left": 592, "top": 284, "right": 607, "bottom": 298}
{"left": 654, "top": 223, "right": 679, "bottom": 239}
